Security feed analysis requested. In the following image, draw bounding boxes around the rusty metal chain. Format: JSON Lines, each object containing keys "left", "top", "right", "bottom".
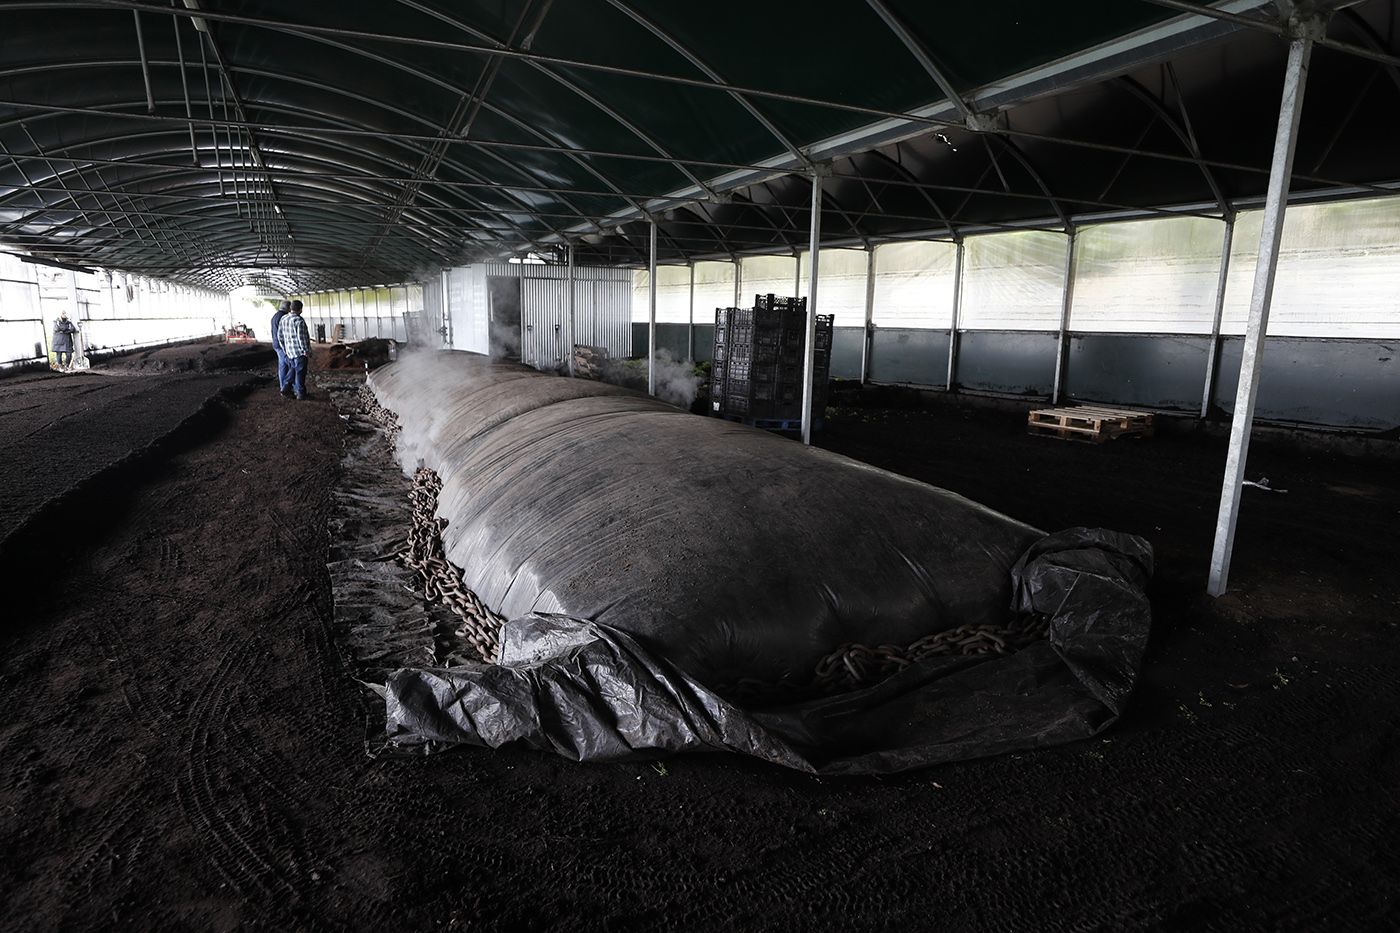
{"left": 356, "top": 385, "right": 502, "bottom": 663}
{"left": 811, "top": 614, "right": 1050, "bottom": 692}
{"left": 400, "top": 467, "right": 504, "bottom": 664}
{"left": 357, "top": 385, "right": 402, "bottom": 448}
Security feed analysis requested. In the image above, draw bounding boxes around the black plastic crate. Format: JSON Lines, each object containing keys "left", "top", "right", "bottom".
{"left": 754, "top": 294, "right": 807, "bottom": 313}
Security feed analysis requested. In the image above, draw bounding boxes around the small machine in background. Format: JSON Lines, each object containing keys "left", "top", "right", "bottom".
{"left": 223, "top": 323, "right": 257, "bottom": 344}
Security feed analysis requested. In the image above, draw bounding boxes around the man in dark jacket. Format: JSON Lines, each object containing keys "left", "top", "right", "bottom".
{"left": 52, "top": 311, "right": 78, "bottom": 370}
{"left": 270, "top": 299, "right": 291, "bottom": 395}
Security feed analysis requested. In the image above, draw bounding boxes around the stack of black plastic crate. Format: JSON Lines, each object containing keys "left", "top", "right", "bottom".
{"left": 710, "top": 294, "right": 832, "bottom": 427}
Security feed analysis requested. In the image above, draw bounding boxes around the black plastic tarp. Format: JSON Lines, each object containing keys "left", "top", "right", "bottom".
{"left": 370, "top": 353, "right": 1153, "bottom": 773}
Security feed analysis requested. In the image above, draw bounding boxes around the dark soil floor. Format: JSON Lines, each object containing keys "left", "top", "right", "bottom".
{"left": 1, "top": 344, "right": 1397, "bottom": 931}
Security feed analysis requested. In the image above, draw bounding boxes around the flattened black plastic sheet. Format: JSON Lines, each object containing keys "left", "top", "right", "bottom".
{"left": 371, "top": 353, "right": 1153, "bottom": 773}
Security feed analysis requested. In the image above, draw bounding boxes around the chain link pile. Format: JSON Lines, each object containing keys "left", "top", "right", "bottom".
{"left": 357, "top": 385, "right": 401, "bottom": 446}
{"left": 357, "top": 384, "right": 502, "bottom": 663}
{"left": 402, "top": 467, "right": 503, "bottom": 663}
{"left": 812, "top": 615, "right": 1050, "bottom": 692}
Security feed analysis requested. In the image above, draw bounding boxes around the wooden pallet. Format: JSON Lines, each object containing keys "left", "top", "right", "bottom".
{"left": 1027, "top": 405, "right": 1155, "bottom": 443}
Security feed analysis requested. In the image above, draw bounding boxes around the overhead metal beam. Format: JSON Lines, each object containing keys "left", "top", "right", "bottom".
{"left": 131, "top": 9, "right": 156, "bottom": 113}
{"left": 1207, "top": 23, "right": 1317, "bottom": 597}
{"left": 865, "top": 0, "right": 972, "bottom": 118}
{"left": 1137, "top": 0, "right": 1398, "bottom": 69}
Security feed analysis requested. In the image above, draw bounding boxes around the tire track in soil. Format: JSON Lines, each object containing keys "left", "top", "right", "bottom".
{"left": 174, "top": 632, "right": 314, "bottom": 924}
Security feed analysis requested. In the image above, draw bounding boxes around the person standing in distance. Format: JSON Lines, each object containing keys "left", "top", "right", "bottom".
{"left": 270, "top": 299, "right": 291, "bottom": 396}
{"left": 278, "top": 300, "right": 312, "bottom": 400}
{"left": 51, "top": 311, "right": 79, "bottom": 371}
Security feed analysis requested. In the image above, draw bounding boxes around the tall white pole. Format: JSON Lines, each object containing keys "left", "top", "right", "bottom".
{"left": 801, "top": 171, "right": 823, "bottom": 445}
{"left": 1201, "top": 217, "right": 1235, "bottom": 418}
{"left": 647, "top": 220, "right": 657, "bottom": 396}
{"left": 1051, "top": 229, "right": 1077, "bottom": 405}
{"left": 687, "top": 261, "right": 695, "bottom": 362}
{"left": 1208, "top": 31, "right": 1316, "bottom": 597}
{"left": 566, "top": 243, "right": 576, "bottom": 376}
{"left": 860, "top": 246, "right": 875, "bottom": 384}
{"left": 946, "top": 238, "right": 965, "bottom": 390}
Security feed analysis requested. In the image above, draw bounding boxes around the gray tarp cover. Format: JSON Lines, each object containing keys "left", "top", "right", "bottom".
{"left": 371, "top": 353, "right": 1153, "bottom": 773}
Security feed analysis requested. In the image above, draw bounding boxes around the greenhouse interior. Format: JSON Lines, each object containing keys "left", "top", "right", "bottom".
{"left": 1, "top": 1, "right": 1398, "bottom": 930}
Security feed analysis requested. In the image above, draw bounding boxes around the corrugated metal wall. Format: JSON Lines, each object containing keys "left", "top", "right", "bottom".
{"left": 432, "top": 262, "right": 631, "bottom": 368}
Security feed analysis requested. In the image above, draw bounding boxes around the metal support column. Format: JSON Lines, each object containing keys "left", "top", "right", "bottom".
{"left": 439, "top": 269, "right": 451, "bottom": 347}
{"left": 1200, "top": 216, "right": 1235, "bottom": 418}
{"left": 1208, "top": 31, "right": 1315, "bottom": 597}
{"left": 687, "top": 261, "right": 695, "bottom": 362}
{"left": 1051, "top": 229, "right": 1078, "bottom": 405}
{"left": 566, "top": 244, "right": 576, "bottom": 376}
{"left": 65, "top": 269, "right": 80, "bottom": 317}
{"left": 859, "top": 246, "right": 875, "bottom": 384}
{"left": 647, "top": 220, "right": 657, "bottom": 396}
{"left": 801, "top": 171, "right": 824, "bottom": 445}
{"left": 946, "top": 238, "right": 965, "bottom": 391}
{"left": 794, "top": 253, "right": 802, "bottom": 300}
{"left": 733, "top": 258, "right": 742, "bottom": 309}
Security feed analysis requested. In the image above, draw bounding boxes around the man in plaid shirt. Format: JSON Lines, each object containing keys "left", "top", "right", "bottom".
{"left": 277, "top": 300, "right": 312, "bottom": 399}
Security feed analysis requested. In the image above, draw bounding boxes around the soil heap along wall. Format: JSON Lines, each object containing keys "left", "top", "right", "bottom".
{"left": 368, "top": 350, "right": 1154, "bottom": 773}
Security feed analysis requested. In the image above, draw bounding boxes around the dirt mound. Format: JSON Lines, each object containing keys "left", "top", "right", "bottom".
{"left": 97, "top": 340, "right": 275, "bottom": 373}
{"left": 321, "top": 338, "right": 396, "bottom": 371}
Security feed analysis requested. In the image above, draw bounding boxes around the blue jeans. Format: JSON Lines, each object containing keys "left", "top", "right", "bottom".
{"left": 286, "top": 354, "right": 308, "bottom": 398}
{"left": 275, "top": 348, "right": 289, "bottom": 390}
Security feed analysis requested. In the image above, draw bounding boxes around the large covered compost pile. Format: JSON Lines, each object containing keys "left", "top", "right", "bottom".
{"left": 367, "top": 351, "right": 1153, "bottom": 774}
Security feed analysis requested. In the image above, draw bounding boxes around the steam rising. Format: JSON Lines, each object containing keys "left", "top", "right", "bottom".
{"left": 651, "top": 351, "right": 702, "bottom": 410}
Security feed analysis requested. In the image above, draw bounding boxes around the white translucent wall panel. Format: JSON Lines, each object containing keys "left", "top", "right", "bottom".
{"left": 390, "top": 286, "right": 409, "bottom": 341}
{"left": 631, "top": 266, "right": 693, "bottom": 324}
{"left": 693, "top": 261, "right": 737, "bottom": 325}
{"left": 871, "top": 240, "right": 957, "bottom": 328}
{"left": 0, "top": 253, "right": 42, "bottom": 363}
{"left": 630, "top": 269, "right": 646, "bottom": 323}
{"left": 798, "top": 248, "right": 867, "bottom": 325}
{"left": 1070, "top": 217, "right": 1226, "bottom": 334}
{"left": 1223, "top": 195, "right": 1400, "bottom": 338}
{"left": 740, "top": 254, "right": 798, "bottom": 306}
{"left": 0, "top": 319, "right": 45, "bottom": 363}
{"left": 84, "top": 317, "right": 221, "bottom": 349}
{"left": 960, "top": 230, "right": 1069, "bottom": 330}
{"left": 373, "top": 286, "right": 393, "bottom": 338}
{"left": 349, "top": 289, "right": 365, "bottom": 339}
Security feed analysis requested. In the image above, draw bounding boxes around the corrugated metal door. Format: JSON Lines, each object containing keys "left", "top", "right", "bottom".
{"left": 571, "top": 279, "right": 596, "bottom": 351}
{"left": 595, "top": 276, "right": 632, "bottom": 357}
{"left": 521, "top": 277, "right": 567, "bottom": 370}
